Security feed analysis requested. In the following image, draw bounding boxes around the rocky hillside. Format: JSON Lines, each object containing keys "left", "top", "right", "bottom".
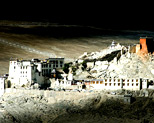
{"left": 69, "top": 46, "right": 154, "bottom": 80}
{"left": 0, "top": 90, "right": 154, "bottom": 123}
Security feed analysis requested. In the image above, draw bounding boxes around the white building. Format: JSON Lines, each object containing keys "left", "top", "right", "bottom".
{"left": 8, "top": 58, "right": 64, "bottom": 87}
{"left": 0, "top": 76, "right": 5, "bottom": 96}
{"left": 89, "top": 78, "right": 146, "bottom": 90}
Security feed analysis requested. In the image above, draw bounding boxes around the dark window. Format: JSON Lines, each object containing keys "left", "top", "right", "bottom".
{"left": 60, "top": 61, "right": 63, "bottom": 64}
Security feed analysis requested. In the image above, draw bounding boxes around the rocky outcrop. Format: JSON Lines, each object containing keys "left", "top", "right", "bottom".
{"left": 72, "top": 46, "right": 154, "bottom": 80}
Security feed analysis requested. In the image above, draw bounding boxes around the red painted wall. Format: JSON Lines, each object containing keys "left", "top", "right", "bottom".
{"left": 140, "top": 38, "right": 148, "bottom": 54}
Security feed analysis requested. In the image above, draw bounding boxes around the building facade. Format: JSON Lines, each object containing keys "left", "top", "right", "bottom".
{"left": 8, "top": 58, "right": 64, "bottom": 87}
{"left": 0, "top": 76, "right": 5, "bottom": 96}
{"left": 88, "top": 78, "right": 146, "bottom": 90}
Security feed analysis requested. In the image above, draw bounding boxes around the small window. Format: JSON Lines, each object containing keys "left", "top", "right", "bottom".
{"left": 127, "top": 80, "right": 129, "bottom": 82}
{"left": 127, "top": 83, "right": 129, "bottom": 86}
{"left": 123, "top": 83, "right": 125, "bottom": 86}
{"left": 60, "top": 61, "right": 63, "bottom": 64}
{"left": 109, "top": 79, "right": 111, "bottom": 82}
{"left": 96, "top": 81, "right": 99, "bottom": 84}
{"left": 56, "top": 65, "right": 58, "bottom": 67}
{"left": 14, "top": 66, "right": 16, "bottom": 69}
{"left": 114, "top": 83, "right": 116, "bottom": 86}
{"left": 136, "top": 83, "right": 138, "bottom": 86}
{"left": 93, "top": 81, "right": 95, "bottom": 84}
{"left": 132, "top": 83, "right": 134, "bottom": 86}
{"left": 100, "top": 81, "right": 103, "bottom": 84}
{"left": 132, "top": 79, "right": 134, "bottom": 82}
{"left": 109, "top": 83, "right": 112, "bottom": 86}
{"left": 118, "top": 79, "right": 120, "bottom": 82}
{"left": 105, "top": 79, "right": 107, "bottom": 82}
{"left": 105, "top": 83, "right": 107, "bottom": 86}
{"left": 118, "top": 83, "right": 120, "bottom": 86}
{"left": 136, "top": 79, "right": 138, "bottom": 82}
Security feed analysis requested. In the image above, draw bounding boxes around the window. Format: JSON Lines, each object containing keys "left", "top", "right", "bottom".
{"left": 96, "top": 81, "right": 99, "bottom": 84}
{"left": 123, "top": 83, "right": 125, "bottom": 86}
{"left": 136, "top": 79, "right": 138, "bottom": 82}
{"left": 114, "top": 83, "right": 116, "bottom": 86}
{"left": 56, "top": 61, "right": 58, "bottom": 64}
{"left": 132, "top": 83, "right": 134, "bottom": 86}
{"left": 118, "top": 83, "right": 120, "bottom": 86}
{"left": 127, "top": 83, "right": 129, "bottom": 86}
{"left": 105, "top": 79, "right": 107, "bottom": 82}
{"left": 105, "top": 83, "right": 107, "bottom": 86}
{"left": 118, "top": 79, "right": 120, "bottom": 82}
{"left": 132, "top": 79, "right": 134, "bottom": 82}
{"left": 91, "top": 81, "right": 93, "bottom": 84}
{"left": 127, "top": 80, "right": 129, "bottom": 82}
{"left": 109, "top": 79, "right": 111, "bottom": 82}
{"left": 60, "top": 61, "right": 63, "bottom": 64}
{"left": 49, "top": 64, "right": 51, "bottom": 67}
{"left": 100, "top": 81, "right": 103, "bottom": 84}
{"left": 26, "top": 66, "right": 27, "bottom": 69}
{"left": 136, "top": 83, "right": 138, "bottom": 86}
{"left": 109, "top": 83, "right": 112, "bottom": 86}
{"left": 93, "top": 81, "right": 95, "bottom": 84}
{"left": 56, "top": 65, "right": 58, "bottom": 67}
{"left": 60, "top": 65, "right": 63, "bottom": 67}
{"left": 14, "top": 66, "right": 16, "bottom": 69}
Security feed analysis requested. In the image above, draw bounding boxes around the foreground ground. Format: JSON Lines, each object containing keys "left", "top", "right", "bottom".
{"left": 0, "top": 89, "right": 154, "bottom": 123}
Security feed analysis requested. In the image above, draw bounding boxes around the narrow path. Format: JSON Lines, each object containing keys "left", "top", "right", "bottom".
{"left": 0, "top": 38, "right": 73, "bottom": 62}
{"left": 0, "top": 38, "right": 56, "bottom": 57}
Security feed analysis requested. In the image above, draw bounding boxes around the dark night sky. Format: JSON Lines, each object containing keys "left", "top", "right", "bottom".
{"left": 0, "top": 2, "right": 153, "bottom": 29}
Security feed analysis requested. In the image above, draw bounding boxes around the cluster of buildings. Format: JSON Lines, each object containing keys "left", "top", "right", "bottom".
{"left": 0, "top": 37, "right": 154, "bottom": 97}
{"left": 8, "top": 57, "right": 64, "bottom": 87}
